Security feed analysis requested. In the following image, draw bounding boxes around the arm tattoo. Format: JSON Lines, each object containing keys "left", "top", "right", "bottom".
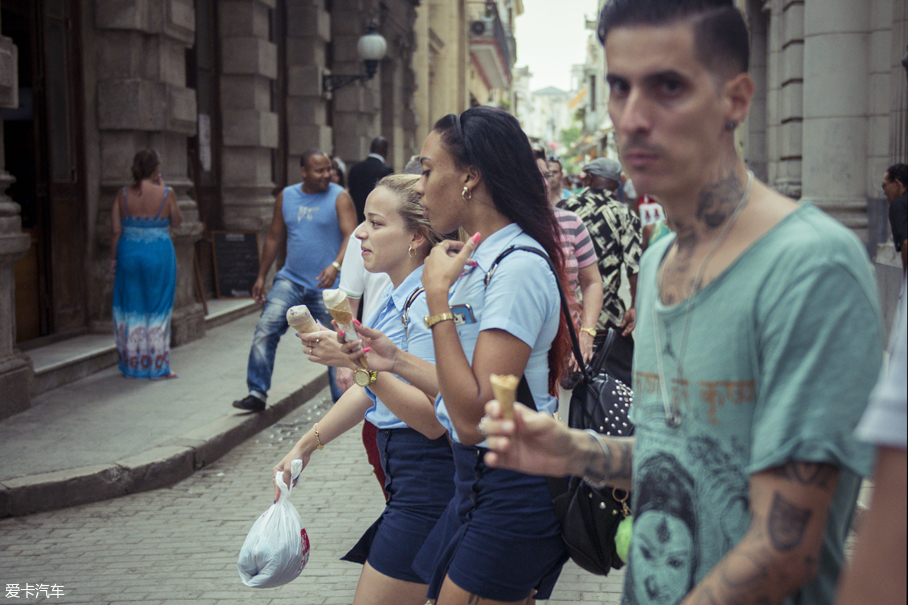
{"left": 772, "top": 461, "right": 836, "bottom": 488}
{"left": 612, "top": 439, "right": 634, "bottom": 480}
{"left": 767, "top": 492, "right": 812, "bottom": 552}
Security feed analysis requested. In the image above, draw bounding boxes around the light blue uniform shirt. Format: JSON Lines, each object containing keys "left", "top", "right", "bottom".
{"left": 434, "top": 223, "right": 561, "bottom": 443}
{"left": 363, "top": 266, "right": 434, "bottom": 429}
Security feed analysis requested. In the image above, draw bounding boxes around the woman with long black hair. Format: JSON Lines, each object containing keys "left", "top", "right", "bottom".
{"left": 352, "top": 106, "right": 572, "bottom": 604}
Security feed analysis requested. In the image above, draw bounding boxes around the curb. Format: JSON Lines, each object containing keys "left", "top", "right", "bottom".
{"left": 0, "top": 372, "right": 328, "bottom": 519}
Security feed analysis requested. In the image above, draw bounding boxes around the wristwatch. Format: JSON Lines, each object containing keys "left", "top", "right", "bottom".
{"left": 424, "top": 312, "right": 455, "bottom": 329}
{"left": 331, "top": 261, "right": 342, "bottom": 271}
{"left": 353, "top": 368, "right": 379, "bottom": 387}
{"left": 580, "top": 327, "right": 597, "bottom": 337}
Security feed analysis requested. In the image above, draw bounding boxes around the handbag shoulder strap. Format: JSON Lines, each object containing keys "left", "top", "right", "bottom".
{"left": 486, "top": 245, "right": 589, "bottom": 383}
{"left": 400, "top": 285, "right": 425, "bottom": 344}
{"left": 401, "top": 285, "right": 425, "bottom": 329}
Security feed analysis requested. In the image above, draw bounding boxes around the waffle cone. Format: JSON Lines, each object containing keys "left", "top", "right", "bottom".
{"left": 490, "top": 374, "right": 519, "bottom": 420}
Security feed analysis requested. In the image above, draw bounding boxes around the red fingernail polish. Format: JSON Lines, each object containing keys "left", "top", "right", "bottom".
{"left": 353, "top": 319, "right": 361, "bottom": 326}
{"left": 471, "top": 232, "right": 481, "bottom": 244}
{"left": 362, "top": 347, "right": 372, "bottom": 353}
{"left": 338, "top": 330, "right": 344, "bottom": 337}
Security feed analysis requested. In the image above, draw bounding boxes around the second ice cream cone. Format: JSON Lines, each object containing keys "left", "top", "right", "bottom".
{"left": 490, "top": 374, "right": 519, "bottom": 421}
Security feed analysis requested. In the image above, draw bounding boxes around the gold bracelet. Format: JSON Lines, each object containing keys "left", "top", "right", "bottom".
{"left": 424, "top": 312, "right": 455, "bottom": 329}
{"left": 313, "top": 423, "right": 324, "bottom": 450}
{"left": 580, "top": 327, "right": 597, "bottom": 337}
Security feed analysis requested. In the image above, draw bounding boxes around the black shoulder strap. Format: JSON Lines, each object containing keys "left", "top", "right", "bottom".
{"left": 400, "top": 286, "right": 425, "bottom": 342}
{"left": 486, "top": 246, "right": 588, "bottom": 385}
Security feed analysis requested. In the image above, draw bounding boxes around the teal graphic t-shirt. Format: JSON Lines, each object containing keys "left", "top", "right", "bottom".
{"left": 626, "top": 203, "right": 881, "bottom": 605}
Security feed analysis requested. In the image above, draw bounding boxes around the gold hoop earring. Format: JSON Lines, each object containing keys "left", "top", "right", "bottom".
{"left": 462, "top": 186, "right": 472, "bottom": 201}
{"left": 408, "top": 246, "right": 415, "bottom": 258}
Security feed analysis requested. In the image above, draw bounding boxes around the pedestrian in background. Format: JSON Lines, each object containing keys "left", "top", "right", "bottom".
{"left": 232, "top": 149, "right": 356, "bottom": 412}
{"left": 329, "top": 154, "right": 348, "bottom": 190}
{"left": 348, "top": 137, "right": 394, "bottom": 224}
{"left": 562, "top": 155, "right": 641, "bottom": 387}
{"left": 110, "top": 149, "right": 182, "bottom": 380}
{"left": 274, "top": 174, "right": 454, "bottom": 605}
{"left": 834, "top": 277, "right": 907, "bottom": 605}
{"left": 883, "top": 163, "right": 907, "bottom": 273}
{"left": 534, "top": 152, "right": 603, "bottom": 381}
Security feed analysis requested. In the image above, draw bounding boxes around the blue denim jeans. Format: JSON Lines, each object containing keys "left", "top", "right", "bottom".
{"left": 246, "top": 276, "right": 342, "bottom": 402}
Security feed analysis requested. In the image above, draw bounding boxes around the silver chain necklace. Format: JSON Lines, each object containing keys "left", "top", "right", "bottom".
{"left": 653, "top": 170, "right": 754, "bottom": 427}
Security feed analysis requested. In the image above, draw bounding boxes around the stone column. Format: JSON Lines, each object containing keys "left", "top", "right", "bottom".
{"left": 332, "top": 0, "right": 382, "bottom": 165}
{"left": 889, "top": 0, "right": 908, "bottom": 162}
{"left": 765, "top": 0, "right": 804, "bottom": 199}
{"left": 93, "top": 0, "right": 205, "bottom": 346}
{"left": 218, "top": 0, "right": 279, "bottom": 236}
{"left": 0, "top": 21, "right": 31, "bottom": 420}
{"left": 800, "top": 0, "right": 870, "bottom": 240}
{"left": 744, "top": 0, "right": 769, "bottom": 182}
{"left": 285, "top": 0, "right": 332, "bottom": 178}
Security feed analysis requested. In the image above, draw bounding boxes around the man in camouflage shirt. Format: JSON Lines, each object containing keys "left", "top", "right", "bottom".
{"left": 561, "top": 157, "right": 642, "bottom": 385}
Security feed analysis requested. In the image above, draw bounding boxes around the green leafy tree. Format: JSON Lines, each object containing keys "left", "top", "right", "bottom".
{"left": 560, "top": 125, "right": 582, "bottom": 149}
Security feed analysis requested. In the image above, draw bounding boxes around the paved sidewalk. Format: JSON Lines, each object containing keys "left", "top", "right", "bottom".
{"left": 0, "top": 389, "right": 626, "bottom": 605}
{"left": 0, "top": 312, "right": 327, "bottom": 518}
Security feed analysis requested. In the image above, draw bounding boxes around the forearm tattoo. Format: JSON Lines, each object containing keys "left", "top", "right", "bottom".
{"left": 583, "top": 437, "right": 634, "bottom": 486}
{"left": 681, "top": 461, "right": 838, "bottom": 605}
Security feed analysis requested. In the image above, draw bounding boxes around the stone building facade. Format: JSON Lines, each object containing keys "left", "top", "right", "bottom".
{"left": 0, "top": 0, "right": 459, "bottom": 420}
{"left": 739, "top": 0, "right": 907, "bottom": 327}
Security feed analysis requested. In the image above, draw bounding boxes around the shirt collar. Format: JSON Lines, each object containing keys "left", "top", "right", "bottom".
{"left": 388, "top": 265, "right": 425, "bottom": 311}
{"left": 368, "top": 153, "right": 385, "bottom": 163}
{"left": 470, "top": 223, "right": 525, "bottom": 272}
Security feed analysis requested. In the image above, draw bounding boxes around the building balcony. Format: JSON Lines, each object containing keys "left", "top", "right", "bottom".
{"left": 468, "top": 3, "right": 513, "bottom": 89}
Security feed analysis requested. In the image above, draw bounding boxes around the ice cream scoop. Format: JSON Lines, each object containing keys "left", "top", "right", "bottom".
{"left": 490, "top": 374, "right": 519, "bottom": 421}
{"left": 322, "top": 289, "right": 358, "bottom": 343}
{"left": 286, "top": 305, "right": 320, "bottom": 333}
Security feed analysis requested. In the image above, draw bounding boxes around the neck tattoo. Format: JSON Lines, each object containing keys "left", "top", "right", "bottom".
{"left": 653, "top": 170, "right": 754, "bottom": 427}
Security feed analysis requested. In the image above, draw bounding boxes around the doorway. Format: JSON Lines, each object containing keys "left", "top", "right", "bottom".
{"left": 3, "top": 0, "right": 86, "bottom": 344}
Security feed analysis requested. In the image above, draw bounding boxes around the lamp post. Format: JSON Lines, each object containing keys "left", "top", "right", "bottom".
{"left": 322, "top": 25, "right": 388, "bottom": 95}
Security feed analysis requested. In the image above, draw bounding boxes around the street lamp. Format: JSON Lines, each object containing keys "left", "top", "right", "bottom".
{"left": 322, "top": 25, "right": 388, "bottom": 94}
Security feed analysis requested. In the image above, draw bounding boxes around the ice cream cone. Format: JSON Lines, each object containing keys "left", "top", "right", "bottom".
{"left": 322, "top": 289, "right": 357, "bottom": 343}
{"left": 490, "top": 374, "right": 519, "bottom": 421}
{"left": 286, "top": 305, "right": 320, "bottom": 334}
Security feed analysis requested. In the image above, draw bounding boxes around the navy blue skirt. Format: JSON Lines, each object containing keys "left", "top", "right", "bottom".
{"left": 341, "top": 427, "right": 455, "bottom": 583}
{"left": 412, "top": 442, "right": 568, "bottom": 601}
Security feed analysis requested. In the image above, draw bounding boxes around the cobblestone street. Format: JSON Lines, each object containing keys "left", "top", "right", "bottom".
{"left": 0, "top": 388, "right": 625, "bottom": 605}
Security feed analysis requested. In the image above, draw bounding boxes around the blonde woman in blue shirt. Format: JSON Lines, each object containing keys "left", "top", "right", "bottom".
{"left": 274, "top": 174, "right": 454, "bottom": 605}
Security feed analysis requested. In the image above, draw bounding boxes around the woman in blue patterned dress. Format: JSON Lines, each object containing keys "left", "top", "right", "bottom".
{"left": 110, "top": 149, "right": 183, "bottom": 379}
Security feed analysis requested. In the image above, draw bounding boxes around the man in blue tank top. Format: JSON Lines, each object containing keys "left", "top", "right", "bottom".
{"left": 233, "top": 149, "right": 357, "bottom": 411}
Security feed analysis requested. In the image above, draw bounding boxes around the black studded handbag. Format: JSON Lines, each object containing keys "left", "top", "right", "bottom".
{"left": 554, "top": 326, "right": 635, "bottom": 576}
{"left": 490, "top": 246, "right": 634, "bottom": 576}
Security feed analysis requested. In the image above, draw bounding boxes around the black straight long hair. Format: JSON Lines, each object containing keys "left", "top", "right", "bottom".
{"left": 433, "top": 107, "right": 571, "bottom": 394}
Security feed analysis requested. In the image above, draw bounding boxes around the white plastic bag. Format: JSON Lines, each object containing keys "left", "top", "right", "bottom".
{"left": 237, "top": 459, "right": 311, "bottom": 588}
